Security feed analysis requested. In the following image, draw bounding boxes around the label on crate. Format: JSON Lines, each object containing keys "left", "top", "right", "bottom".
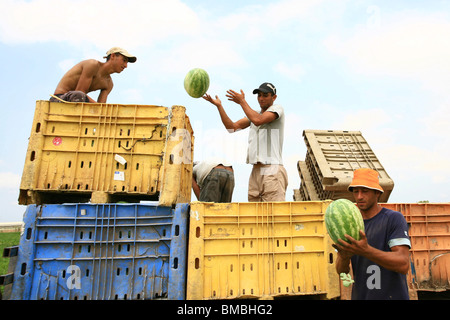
{"left": 114, "top": 154, "right": 127, "bottom": 165}
{"left": 114, "top": 171, "right": 125, "bottom": 181}
{"left": 52, "top": 137, "right": 62, "bottom": 146}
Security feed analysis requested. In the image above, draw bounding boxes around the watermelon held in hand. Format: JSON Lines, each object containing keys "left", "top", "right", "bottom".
{"left": 184, "top": 68, "right": 210, "bottom": 98}
{"left": 325, "top": 199, "right": 365, "bottom": 244}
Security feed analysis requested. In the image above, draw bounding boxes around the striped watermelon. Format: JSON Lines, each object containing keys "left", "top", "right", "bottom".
{"left": 325, "top": 199, "right": 365, "bottom": 244}
{"left": 184, "top": 68, "right": 210, "bottom": 98}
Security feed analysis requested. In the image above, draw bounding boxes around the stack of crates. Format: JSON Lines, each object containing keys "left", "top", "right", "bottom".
{"left": 6, "top": 100, "right": 194, "bottom": 300}
{"left": 293, "top": 130, "right": 394, "bottom": 202}
{"left": 19, "top": 101, "right": 194, "bottom": 206}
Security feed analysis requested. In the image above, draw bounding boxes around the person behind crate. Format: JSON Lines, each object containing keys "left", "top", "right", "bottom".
{"left": 192, "top": 159, "right": 235, "bottom": 203}
{"left": 202, "top": 82, "right": 288, "bottom": 202}
{"left": 334, "top": 168, "right": 411, "bottom": 300}
{"left": 50, "top": 47, "right": 137, "bottom": 103}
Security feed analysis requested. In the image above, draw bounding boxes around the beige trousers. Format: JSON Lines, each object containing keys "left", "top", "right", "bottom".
{"left": 248, "top": 164, "right": 288, "bottom": 202}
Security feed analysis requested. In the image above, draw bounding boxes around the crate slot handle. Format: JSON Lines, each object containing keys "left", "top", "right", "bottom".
{"left": 120, "top": 126, "right": 162, "bottom": 152}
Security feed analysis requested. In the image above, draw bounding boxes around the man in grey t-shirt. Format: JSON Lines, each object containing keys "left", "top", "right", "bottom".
{"left": 203, "top": 82, "right": 288, "bottom": 202}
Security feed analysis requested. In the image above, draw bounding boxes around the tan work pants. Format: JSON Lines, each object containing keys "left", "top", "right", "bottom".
{"left": 248, "top": 164, "right": 288, "bottom": 202}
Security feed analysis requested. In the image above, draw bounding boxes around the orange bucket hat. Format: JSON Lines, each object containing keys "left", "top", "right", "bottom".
{"left": 348, "top": 168, "right": 384, "bottom": 193}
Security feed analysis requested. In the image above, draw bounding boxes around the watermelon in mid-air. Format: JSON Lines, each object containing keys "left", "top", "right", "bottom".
{"left": 325, "top": 199, "right": 365, "bottom": 244}
{"left": 184, "top": 68, "right": 210, "bottom": 98}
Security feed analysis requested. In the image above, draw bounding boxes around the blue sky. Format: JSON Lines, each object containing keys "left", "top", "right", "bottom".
{"left": 1, "top": 0, "right": 449, "bottom": 222}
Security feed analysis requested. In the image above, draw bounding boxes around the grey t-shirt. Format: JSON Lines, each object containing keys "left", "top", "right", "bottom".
{"left": 246, "top": 104, "right": 285, "bottom": 165}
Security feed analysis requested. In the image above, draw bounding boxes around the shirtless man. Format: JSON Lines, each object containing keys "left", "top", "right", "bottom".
{"left": 50, "top": 47, "right": 137, "bottom": 103}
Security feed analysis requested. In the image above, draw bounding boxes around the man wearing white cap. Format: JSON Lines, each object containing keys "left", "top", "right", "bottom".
{"left": 50, "top": 47, "right": 137, "bottom": 103}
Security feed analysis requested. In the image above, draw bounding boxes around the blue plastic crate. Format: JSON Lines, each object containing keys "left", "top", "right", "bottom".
{"left": 10, "top": 202, "right": 189, "bottom": 300}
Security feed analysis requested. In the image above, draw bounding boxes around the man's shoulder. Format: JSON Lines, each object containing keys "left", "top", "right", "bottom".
{"left": 80, "top": 58, "right": 101, "bottom": 64}
{"left": 78, "top": 59, "right": 102, "bottom": 69}
{"left": 266, "top": 104, "right": 284, "bottom": 117}
{"left": 379, "top": 207, "right": 408, "bottom": 226}
{"left": 380, "top": 207, "right": 404, "bottom": 218}
{"left": 268, "top": 104, "right": 283, "bottom": 110}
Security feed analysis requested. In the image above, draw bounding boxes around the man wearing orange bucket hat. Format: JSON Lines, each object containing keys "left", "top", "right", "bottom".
{"left": 334, "top": 168, "right": 412, "bottom": 300}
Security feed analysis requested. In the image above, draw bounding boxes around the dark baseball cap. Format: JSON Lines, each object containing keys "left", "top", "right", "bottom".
{"left": 253, "top": 82, "right": 276, "bottom": 95}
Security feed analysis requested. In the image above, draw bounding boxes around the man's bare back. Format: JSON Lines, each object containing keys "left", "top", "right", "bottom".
{"left": 51, "top": 47, "right": 136, "bottom": 103}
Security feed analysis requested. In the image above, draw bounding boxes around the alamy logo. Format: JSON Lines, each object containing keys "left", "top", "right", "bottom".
{"left": 66, "top": 265, "right": 81, "bottom": 290}
{"left": 366, "top": 265, "right": 381, "bottom": 290}
{"left": 169, "top": 128, "right": 192, "bottom": 165}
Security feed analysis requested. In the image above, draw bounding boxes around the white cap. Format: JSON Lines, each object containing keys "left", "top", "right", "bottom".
{"left": 104, "top": 47, "right": 137, "bottom": 63}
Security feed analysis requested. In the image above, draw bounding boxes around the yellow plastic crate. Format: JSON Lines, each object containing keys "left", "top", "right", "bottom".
{"left": 187, "top": 201, "right": 340, "bottom": 300}
{"left": 19, "top": 101, "right": 194, "bottom": 206}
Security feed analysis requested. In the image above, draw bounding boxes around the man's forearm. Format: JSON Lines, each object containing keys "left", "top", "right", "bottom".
{"left": 239, "top": 100, "right": 261, "bottom": 124}
{"left": 335, "top": 253, "right": 351, "bottom": 274}
{"left": 361, "top": 246, "right": 410, "bottom": 274}
{"left": 192, "top": 177, "right": 200, "bottom": 200}
{"left": 216, "top": 104, "right": 238, "bottom": 131}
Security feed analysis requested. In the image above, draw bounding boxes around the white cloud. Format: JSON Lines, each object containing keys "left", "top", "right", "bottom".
{"left": 0, "top": 172, "right": 21, "bottom": 189}
{"left": 58, "top": 59, "right": 76, "bottom": 73}
{"left": 156, "top": 39, "right": 247, "bottom": 75}
{"left": 421, "top": 102, "right": 450, "bottom": 140}
{"left": 419, "top": 102, "right": 450, "bottom": 175}
{"left": 381, "top": 144, "right": 450, "bottom": 184}
{"left": 268, "top": 0, "right": 325, "bottom": 25}
{"left": 218, "top": 0, "right": 324, "bottom": 28}
{"left": 120, "top": 88, "right": 144, "bottom": 104}
{"left": 212, "top": 0, "right": 328, "bottom": 45}
{"left": 274, "top": 62, "right": 306, "bottom": 82}
{"left": 0, "top": 0, "right": 328, "bottom": 76}
{"left": 324, "top": 11, "right": 450, "bottom": 95}
{"left": 321, "top": 8, "right": 450, "bottom": 191}
{"left": 331, "top": 108, "right": 393, "bottom": 132}
{"left": 0, "top": 0, "right": 200, "bottom": 49}
{"left": 328, "top": 106, "right": 450, "bottom": 190}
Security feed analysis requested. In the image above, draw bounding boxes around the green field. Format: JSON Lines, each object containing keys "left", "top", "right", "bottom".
{"left": 0, "top": 232, "right": 21, "bottom": 297}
